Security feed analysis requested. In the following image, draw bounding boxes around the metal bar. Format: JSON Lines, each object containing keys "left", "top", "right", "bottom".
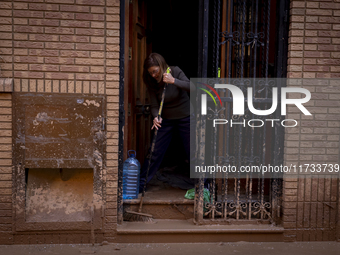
{"left": 203, "top": 0, "right": 209, "bottom": 78}
{"left": 265, "top": 0, "right": 271, "bottom": 79}
{"left": 240, "top": 0, "right": 246, "bottom": 78}
{"left": 227, "top": 0, "right": 234, "bottom": 78}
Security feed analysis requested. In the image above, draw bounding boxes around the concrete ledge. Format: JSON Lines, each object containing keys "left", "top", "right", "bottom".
{"left": 117, "top": 220, "right": 284, "bottom": 242}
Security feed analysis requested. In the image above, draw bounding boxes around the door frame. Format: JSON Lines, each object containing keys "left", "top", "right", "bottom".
{"left": 118, "top": 0, "right": 152, "bottom": 224}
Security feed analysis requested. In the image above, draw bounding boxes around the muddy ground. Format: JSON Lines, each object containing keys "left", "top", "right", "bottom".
{"left": 0, "top": 242, "right": 339, "bottom": 255}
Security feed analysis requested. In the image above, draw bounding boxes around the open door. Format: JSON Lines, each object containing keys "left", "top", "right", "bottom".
{"left": 124, "top": 0, "right": 152, "bottom": 165}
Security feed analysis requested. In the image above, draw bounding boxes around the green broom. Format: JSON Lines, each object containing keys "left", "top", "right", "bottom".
{"left": 124, "top": 67, "right": 171, "bottom": 222}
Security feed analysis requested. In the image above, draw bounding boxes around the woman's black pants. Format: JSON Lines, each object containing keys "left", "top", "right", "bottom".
{"left": 139, "top": 113, "right": 195, "bottom": 191}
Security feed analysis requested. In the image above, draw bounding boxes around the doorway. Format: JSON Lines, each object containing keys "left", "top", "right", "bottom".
{"left": 123, "top": 0, "right": 199, "bottom": 196}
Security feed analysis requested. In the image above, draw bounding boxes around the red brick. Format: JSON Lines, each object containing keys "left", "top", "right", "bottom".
{"left": 306, "top": 9, "right": 332, "bottom": 16}
{"left": 304, "top": 37, "right": 331, "bottom": 44}
{"left": 14, "top": 71, "right": 44, "bottom": 79}
{"left": 91, "top": 37, "right": 104, "bottom": 43}
{"left": 13, "top": 10, "right": 43, "bottom": 18}
{"left": 76, "top": 43, "right": 104, "bottom": 51}
{"left": 13, "top": 18, "right": 28, "bottom": 25}
{"left": 45, "top": 27, "right": 74, "bottom": 34}
{"left": 304, "top": 51, "right": 330, "bottom": 58}
{"left": 60, "top": 65, "right": 89, "bottom": 72}
{"left": 305, "top": 23, "right": 331, "bottom": 30}
{"left": 45, "top": 42, "right": 74, "bottom": 50}
{"left": 0, "top": 33, "right": 12, "bottom": 40}
{"left": 291, "top": 9, "right": 305, "bottom": 15}
{"left": 91, "top": 6, "right": 105, "bottom": 13}
{"left": 0, "top": 18, "right": 12, "bottom": 25}
{"left": 60, "top": 50, "right": 89, "bottom": 58}
{"left": 303, "top": 65, "right": 329, "bottom": 72}
{"left": 303, "top": 59, "right": 316, "bottom": 65}
{"left": 0, "top": 25, "right": 12, "bottom": 32}
{"left": 14, "top": 25, "right": 44, "bottom": 33}
{"left": 320, "top": 3, "right": 340, "bottom": 9}
{"left": 30, "top": 64, "right": 59, "bottom": 72}
{"left": 305, "top": 16, "right": 318, "bottom": 23}
{"left": 319, "top": 17, "right": 340, "bottom": 23}
{"left": 306, "top": 2, "right": 319, "bottom": 8}
{"left": 319, "top": 31, "right": 340, "bottom": 37}
{"left": 29, "top": 3, "right": 59, "bottom": 11}
{"left": 60, "top": 35, "right": 89, "bottom": 42}
{"left": 60, "top": 4, "right": 89, "bottom": 12}
{"left": 76, "top": 73, "right": 105, "bottom": 81}
{"left": 76, "top": 0, "right": 105, "bottom": 5}
{"left": 60, "top": 20, "right": 90, "bottom": 28}
{"left": 108, "top": 22, "right": 120, "bottom": 30}
{"left": 92, "top": 52, "right": 106, "bottom": 58}
{"left": 107, "top": 7, "right": 119, "bottom": 14}
{"left": 106, "top": 14, "right": 119, "bottom": 22}
{"left": 14, "top": 41, "right": 44, "bottom": 48}
{"left": 0, "top": 2, "right": 12, "bottom": 9}
{"left": 318, "top": 45, "right": 340, "bottom": 51}
{"left": 75, "top": 13, "right": 104, "bottom": 21}
{"left": 106, "top": 0, "right": 120, "bottom": 7}
{"left": 45, "top": 0, "right": 74, "bottom": 3}
{"left": 313, "top": 155, "right": 338, "bottom": 161}
{"left": 29, "top": 19, "right": 59, "bottom": 27}
{"left": 14, "top": 56, "right": 44, "bottom": 63}
{"left": 13, "top": 0, "right": 44, "bottom": 2}
{"left": 76, "top": 28, "right": 104, "bottom": 36}
{"left": 44, "top": 12, "right": 74, "bottom": 19}
{"left": 13, "top": 2, "right": 28, "bottom": 9}
{"left": 45, "top": 73, "right": 74, "bottom": 80}
{"left": 0, "top": 10, "right": 12, "bottom": 17}
{"left": 45, "top": 57, "right": 74, "bottom": 64}
{"left": 91, "top": 22, "right": 105, "bottom": 29}
{"left": 317, "top": 59, "right": 340, "bottom": 65}
{"left": 29, "top": 34, "right": 59, "bottom": 41}
{"left": 29, "top": 49, "right": 59, "bottom": 56}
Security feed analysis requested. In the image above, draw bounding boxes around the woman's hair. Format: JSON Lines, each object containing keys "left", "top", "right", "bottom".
{"left": 143, "top": 53, "right": 169, "bottom": 89}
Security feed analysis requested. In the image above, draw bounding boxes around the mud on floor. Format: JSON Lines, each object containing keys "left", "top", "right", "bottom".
{"left": 0, "top": 242, "right": 339, "bottom": 255}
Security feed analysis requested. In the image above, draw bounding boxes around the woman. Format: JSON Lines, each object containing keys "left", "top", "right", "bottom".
{"left": 139, "top": 53, "right": 195, "bottom": 192}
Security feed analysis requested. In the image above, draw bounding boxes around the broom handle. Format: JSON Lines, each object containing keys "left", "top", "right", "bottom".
{"left": 138, "top": 68, "right": 170, "bottom": 213}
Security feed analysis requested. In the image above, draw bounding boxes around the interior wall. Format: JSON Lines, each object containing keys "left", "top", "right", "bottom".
{"left": 148, "top": 0, "right": 199, "bottom": 169}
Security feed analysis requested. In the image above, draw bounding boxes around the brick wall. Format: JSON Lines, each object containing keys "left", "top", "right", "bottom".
{"left": 0, "top": 0, "right": 120, "bottom": 244}
{"left": 285, "top": 0, "right": 340, "bottom": 241}
{"left": 0, "top": 92, "right": 12, "bottom": 245}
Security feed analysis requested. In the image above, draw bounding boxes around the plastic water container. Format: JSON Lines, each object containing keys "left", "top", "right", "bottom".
{"left": 122, "top": 150, "right": 141, "bottom": 199}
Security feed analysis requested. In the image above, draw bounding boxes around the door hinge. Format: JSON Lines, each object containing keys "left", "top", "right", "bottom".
{"left": 129, "top": 47, "right": 132, "bottom": 60}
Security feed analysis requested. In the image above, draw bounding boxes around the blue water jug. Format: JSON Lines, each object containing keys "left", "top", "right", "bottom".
{"left": 122, "top": 150, "right": 141, "bottom": 199}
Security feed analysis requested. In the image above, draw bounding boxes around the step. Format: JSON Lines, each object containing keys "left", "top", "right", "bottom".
{"left": 123, "top": 182, "right": 195, "bottom": 220}
{"left": 116, "top": 219, "right": 284, "bottom": 243}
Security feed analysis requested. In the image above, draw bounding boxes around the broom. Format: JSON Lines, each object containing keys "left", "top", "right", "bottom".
{"left": 124, "top": 67, "right": 171, "bottom": 222}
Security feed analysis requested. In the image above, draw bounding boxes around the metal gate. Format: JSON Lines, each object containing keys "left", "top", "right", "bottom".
{"left": 194, "top": 0, "right": 289, "bottom": 225}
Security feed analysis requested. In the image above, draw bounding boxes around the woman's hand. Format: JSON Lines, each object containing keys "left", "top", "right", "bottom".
{"left": 163, "top": 72, "right": 175, "bottom": 84}
{"left": 151, "top": 116, "right": 162, "bottom": 130}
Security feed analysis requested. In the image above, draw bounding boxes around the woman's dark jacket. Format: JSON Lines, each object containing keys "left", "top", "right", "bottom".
{"left": 147, "top": 66, "right": 194, "bottom": 119}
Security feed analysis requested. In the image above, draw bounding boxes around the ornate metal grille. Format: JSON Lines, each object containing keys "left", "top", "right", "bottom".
{"left": 195, "top": 0, "right": 289, "bottom": 225}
